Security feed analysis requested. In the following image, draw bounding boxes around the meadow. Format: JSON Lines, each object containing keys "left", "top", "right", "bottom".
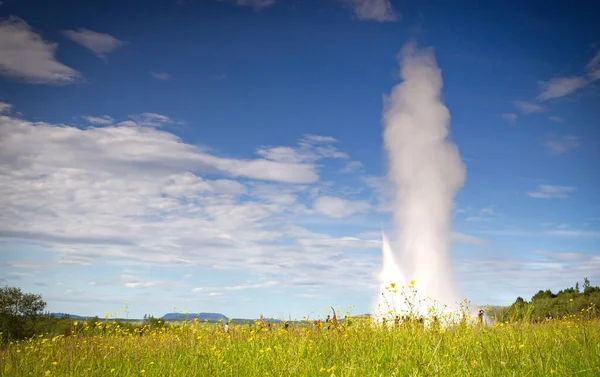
{"left": 2, "top": 309, "right": 599, "bottom": 377}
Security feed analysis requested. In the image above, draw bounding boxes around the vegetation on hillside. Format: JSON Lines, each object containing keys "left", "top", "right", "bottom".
{"left": 501, "top": 277, "right": 600, "bottom": 322}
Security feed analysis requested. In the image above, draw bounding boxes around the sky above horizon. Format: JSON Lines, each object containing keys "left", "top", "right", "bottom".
{"left": 1, "top": 0, "right": 599, "bottom": 319}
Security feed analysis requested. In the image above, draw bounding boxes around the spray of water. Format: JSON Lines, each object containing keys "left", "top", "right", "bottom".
{"left": 376, "top": 41, "right": 466, "bottom": 320}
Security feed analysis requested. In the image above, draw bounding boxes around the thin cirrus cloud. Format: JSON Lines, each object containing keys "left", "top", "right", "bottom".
{"left": 501, "top": 113, "right": 518, "bottom": 123}
{"left": 543, "top": 134, "right": 580, "bottom": 155}
{"left": 62, "top": 28, "right": 127, "bottom": 60}
{"left": 0, "top": 16, "right": 81, "bottom": 84}
{"left": 512, "top": 101, "right": 544, "bottom": 114}
{"left": 84, "top": 115, "right": 114, "bottom": 125}
{"left": 528, "top": 184, "right": 575, "bottom": 199}
{"left": 151, "top": 72, "right": 171, "bottom": 81}
{"left": 537, "top": 50, "right": 600, "bottom": 101}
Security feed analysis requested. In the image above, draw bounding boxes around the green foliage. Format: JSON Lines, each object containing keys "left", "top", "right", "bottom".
{"left": 503, "top": 278, "right": 600, "bottom": 322}
{"left": 0, "top": 286, "right": 47, "bottom": 344}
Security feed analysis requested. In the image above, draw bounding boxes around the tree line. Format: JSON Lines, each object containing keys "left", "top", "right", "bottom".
{"left": 501, "top": 277, "right": 600, "bottom": 322}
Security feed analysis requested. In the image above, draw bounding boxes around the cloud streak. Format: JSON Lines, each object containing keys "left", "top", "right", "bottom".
{"left": 537, "top": 50, "right": 600, "bottom": 101}
{"left": 62, "top": 28, "right": 127, "bottom": 60}
{"left": 528, "top": 184, "right": 575, "bottom": 199}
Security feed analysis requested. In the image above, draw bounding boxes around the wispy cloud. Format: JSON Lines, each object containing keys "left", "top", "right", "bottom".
{"left": 0, "top": 17, "right": 81, "bottom": 84}
{"left": 501, "top": 113, "right": 518, "bottom": 123}
{"left": 462, "top": 205, "right": 499, "bottom": 222}
{"left": 543, "top": 134, "right": 579, "bottom": 154}
{"left": 528, "top": 184, "right": 575, "bottom": 199}
{"left": 513, "top": 101, "right": 544, "bottom": 114}
{"left": 537, "top": 49, "right": 600, "bottom": 101}
{"left": 151, "top": 72, "right": 171, "bottom": 81}
{"left": 586, "top": 51, "right": 600, "bottom": 81}
{"left": 537, "top": 76, "right": 588, "bottom": 101}
{"left": 338, "top": 0, "right": 398, "bottom": 22}
{"left": 341, "top": 160, "right": 364, "bottom": 173}
{"left": 548, "top": 116, "right": 564, "bottom": 123}
{"left": 128, "top": 113, "right": 180, "bottom": 128}
{"left": 85, "top": 115, "right": 114, "bottom": 125}
{"left": 257, "top": 134, "right": 348, "bottom": 164}
{"left": 62, "top": 28, "right": 127, "bottom": 60}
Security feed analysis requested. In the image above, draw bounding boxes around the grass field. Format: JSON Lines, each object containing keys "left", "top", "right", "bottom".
{"left": 2, "top": 311, "right": 599, "bottom": 377}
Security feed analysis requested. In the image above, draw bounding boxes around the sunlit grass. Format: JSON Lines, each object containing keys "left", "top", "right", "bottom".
{"left": 2, "top": 286, "right": 599, "bottom": 376}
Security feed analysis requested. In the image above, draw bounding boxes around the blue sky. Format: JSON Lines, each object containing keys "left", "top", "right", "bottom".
{"left": 0, "top": 0, "right": 599, "bottom": 319}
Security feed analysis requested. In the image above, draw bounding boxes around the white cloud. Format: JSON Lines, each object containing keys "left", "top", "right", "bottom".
{"left": 537, "top": 76, "right": 588, "bottom": 101}
{"left": 513, "top": 101, "right": 544, "bottom": 114}
{"left": 528, "top": 184, "right": 575, "bottom": 199}
{"left": 339, "top": 0, "right": 397, "bottom": 22}
{"left": 256, "top": 146, "right": 315, "bottom": 163}
{"left": 548, "top": 116, "right": 564, "bottom": 123}
{"left": 85, "top": 115, "right": 113, "bottom": 125}
{"left": 151, "top": 72, "right": 171, "bottom": 81}
{"left": 501, "top": 113, "right": 518, "bottom": 123}
{"left": 0, "top": 101, "right": 12, "bottom": 114}
{"left": 62, "top": 28, "right": 127, "bottom": 59}
{"left": 312, "top": 196, "right": 370, "bottom": 218}
{"left": 0, "top": 17, "right": 80, "bottom": 84}
{"left": 0, "top": 112, "right": 386, "bottom": 295}
{"left": 543, "top": 134, "right": 579, "bottom": 154}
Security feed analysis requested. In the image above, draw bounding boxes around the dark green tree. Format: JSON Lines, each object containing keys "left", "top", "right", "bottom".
{"left": 0, "top": 286, "right": 47, "bottom": 343}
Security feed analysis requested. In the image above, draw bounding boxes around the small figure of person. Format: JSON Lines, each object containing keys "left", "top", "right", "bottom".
{"left": 478, "top": 309, "right": 484, "bottom": 324}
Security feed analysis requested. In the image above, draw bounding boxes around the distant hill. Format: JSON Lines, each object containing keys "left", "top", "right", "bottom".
{"left": 49, "top": 313, "right": 88, "bottom": 319}
{"left": 161, "top": 312, "right": 228, "bottom": 322}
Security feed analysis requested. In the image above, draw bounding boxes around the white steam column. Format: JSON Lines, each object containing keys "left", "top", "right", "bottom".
{"left": 377, "top": 41, "right": 466, "bottom": 320}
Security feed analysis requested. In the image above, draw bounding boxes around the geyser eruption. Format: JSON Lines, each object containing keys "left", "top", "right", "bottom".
{"left": 376, "top": 42, "right": 466, "bottom": 320}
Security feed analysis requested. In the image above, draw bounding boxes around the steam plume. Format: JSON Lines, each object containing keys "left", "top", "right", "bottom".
{"left": 377, "top": 42, "right": 466, "bottom": 318}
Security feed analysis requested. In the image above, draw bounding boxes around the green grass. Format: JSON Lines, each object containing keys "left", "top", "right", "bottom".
{"left": 2, "top": 314, "right": 599, "bottom": 377}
